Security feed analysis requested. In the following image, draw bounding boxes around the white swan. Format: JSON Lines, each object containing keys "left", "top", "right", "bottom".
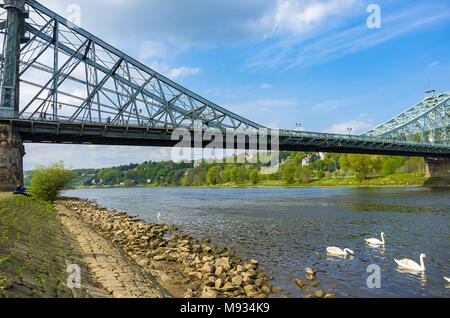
{"left": 326, "top": 247, "right": 355, "bottom": 256}
{"left": 365, "top": 232, "right": 385, "bottom": 245}
{"left": 444, "top": 277, "right": 450, "bottom": 283}
{"left": 394, "top": 253, "right": 426, "bottom": 271}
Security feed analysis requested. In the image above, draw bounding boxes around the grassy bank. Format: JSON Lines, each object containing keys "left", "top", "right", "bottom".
{"left": 0, "top": 194, "right": 101, "bottom": 298}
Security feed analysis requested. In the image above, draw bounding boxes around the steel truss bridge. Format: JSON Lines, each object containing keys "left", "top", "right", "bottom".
{"left": 0, "top": 0, "right": 449, "bottom": 158}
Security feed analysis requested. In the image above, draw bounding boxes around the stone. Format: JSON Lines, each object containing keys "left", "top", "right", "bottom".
{"left": 261, "top": 285, "right": 271, "bottom": 294}
{"left": 0, "top": 125, "right": 24, "bottom": 191}
{"left": 231, "top": 275, "right": 243, "bottom": 287}
{"left": 243, "top": 284, "right": 255, "bottom": 294}
{"left": 215, "top": 266, "right": 224, "bottom": 276}
{"left": 236, "top": 265, "right": 245, "bottom": 272}
{"left": 272, "top": 287, "right": 282, "bottom": 294}
{"left": 137, "top": 259, "right": 149, "bottom": 267}
{"left": 215, "top": 278, "right": 223, "bottom": 289}
{"left": 216, "top": 257, "right": 231, "bottom": 270}
{"left": 153, "top": 255, "right": 165, "bottom": 261}
{"left": 201, "top": 289, "right": 217, "bottom": 298}
{"left": 315, "top": 290, "right": 325, "bottom": 298}
{"left": 222, "top": 282, "right": 235, "bottom": 292}
{"left": 200, "top": 262, "right": 215, "bottom": 274}
{"left": 254, "top": 278, "right": 264, "bottom": 287}
{"left": 293, "top": 278, "right": 307, "bottom": 289}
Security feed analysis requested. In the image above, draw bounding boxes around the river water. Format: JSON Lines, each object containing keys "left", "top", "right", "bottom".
{"left": 64, "top": 186, "right": 450, "bottom": 298}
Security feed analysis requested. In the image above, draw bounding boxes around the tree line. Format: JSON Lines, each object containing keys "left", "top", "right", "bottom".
{"left": 66, "top": 152, "right": 426, "bottom": 187}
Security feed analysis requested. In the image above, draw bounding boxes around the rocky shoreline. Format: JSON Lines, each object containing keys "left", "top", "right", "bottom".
{"left": 56, "top": 197, "right": 280, "bottom": 298}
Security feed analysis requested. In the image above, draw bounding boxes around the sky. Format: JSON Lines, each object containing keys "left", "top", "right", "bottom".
{"left": 22, "top": 0, "right": 450, "bottom": 170}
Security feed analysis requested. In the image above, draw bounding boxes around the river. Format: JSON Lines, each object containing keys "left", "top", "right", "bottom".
{"left": 63, "top": 186, "right": 450, "bottom": 298}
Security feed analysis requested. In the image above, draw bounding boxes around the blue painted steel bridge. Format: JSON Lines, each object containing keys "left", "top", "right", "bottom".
{"left": 0, "top": 0, "right": 449, "bottom": 158}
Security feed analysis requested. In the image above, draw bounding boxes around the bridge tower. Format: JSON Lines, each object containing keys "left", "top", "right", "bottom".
{"left": 0, "top": 0, "right": 27, "bottom": 191}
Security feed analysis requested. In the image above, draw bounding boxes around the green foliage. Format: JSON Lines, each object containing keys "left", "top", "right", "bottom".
{"left": 249, "top": 170, "right": 260, "bottom": 184}
{"left": 316, "top": 170, "right": 325, "bottom": 179}
{"left": 206, "top": 166, "right": 222, "bottom": 185}
{"left": 380, "top": 156, "right": 407, "bottom": 175}
{"left": 281, "top": 161, "right": 298, "bottom": 184}
{"left": 30, "top": 161, "right": 74, "bottom": 202}
{"left": 402, "top": 157, "right": 425, "bottom": 173}
{"left": 295, "top": 166, "right": 314, "bottom": 183}
{"left": 39, "top": 152, "right": 429, "bottom": 189}
{"left": 233, "top": 166, "right": 249, "bottom": 184}
{"left": 340, "top": 154, "right": 381, "bottom": 181}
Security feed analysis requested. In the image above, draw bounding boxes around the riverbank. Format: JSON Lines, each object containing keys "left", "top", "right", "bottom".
{"left": 0, "top": 193, "right": 287, "bottom": 298}
{"left": 0, "top": 193, "right": 109, "bottom": 298}
{"left": 72, "top": 173, "right": 449, "bottom": 190}
{"left": 56, "top": 197, "right": 285, "bottom": 298}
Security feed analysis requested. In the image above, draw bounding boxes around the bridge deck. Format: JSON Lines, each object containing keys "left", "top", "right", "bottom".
{"left": 2, "top": 117, "right": 449, "bottom": 158}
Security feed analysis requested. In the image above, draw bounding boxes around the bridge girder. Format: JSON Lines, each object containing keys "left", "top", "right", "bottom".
{"left": 0, "top": 0, "right": 448, "bottom": 159}
{"left": 0, "top": 0, "right": 263, "bottom": 132}
{"left": 364, "top": 92, "right": 449, "bottom": 145}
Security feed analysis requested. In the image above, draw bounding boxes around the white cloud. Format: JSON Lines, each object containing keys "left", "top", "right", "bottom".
{"left": 429, "top": 61, "right": 439, "bottom": 67}
{"left": 272, "top": 0, "right": 360, "bottom": 35}
{"left": 138, "top": 40, "right": 172, "bottom": 60}
{"left": 247, "top": 2, "right": 450, "bottom": 71}
{"left": 149, "top": 61, "right": 201, "bottom": 80}
{"left": 168, "top": 66, "right": 201, "bottom": 79}
{"left": 326, "top": 119, "right": 374, "bottom": 135}
{"left": 260, "top": 83, "right": 273, "bottom": 89}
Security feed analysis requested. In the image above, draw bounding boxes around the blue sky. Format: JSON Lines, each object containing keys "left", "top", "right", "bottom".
{"left": 23, "top": 0, "right": 450, "bottom": 169}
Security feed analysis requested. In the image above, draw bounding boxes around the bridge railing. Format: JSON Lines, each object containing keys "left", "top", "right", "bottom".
{"left": 279, "top": 129, "right": 447, "bottom": 148}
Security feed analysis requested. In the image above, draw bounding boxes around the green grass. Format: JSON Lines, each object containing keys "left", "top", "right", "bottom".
{"left": 0, "top": 194, "right": 75, "bottom": 297}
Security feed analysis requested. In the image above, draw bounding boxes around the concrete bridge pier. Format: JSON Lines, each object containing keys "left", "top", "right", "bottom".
{"left": 425, "top": 157, "right": 450, "bottom": 178}
{"left": 0, "top": 124, "right": 24, "bottom": 191}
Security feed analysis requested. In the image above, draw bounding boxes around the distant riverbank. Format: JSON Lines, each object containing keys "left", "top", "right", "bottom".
{"left": 70, "top": 174, "right": 450, "bottom": 190}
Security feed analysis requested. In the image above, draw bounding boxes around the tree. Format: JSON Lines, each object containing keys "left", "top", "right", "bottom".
{"left": 316, "top": 170, "right": 325, "bottom": 179}
{"left": 380, "top": 156, "right": 407, "bottom": 175}
{"left": 340, "top": 154, "right": 381, "bottom": 181}
{"left": 30, "top": 161, "right": 74, "bottom": 202}
{"left": 281, "top": 161, "right": 298, "bottom": 184}
{"left": 234, "top": 166, "right": 249, "bottom": 184}
{"left": 249, "top": 170, "right": 260, "bottom": 185}
{"left": 206, "top": 166, "right": 221, "bottom": 185}
{"left": 295, "top": 166, "right": 313, "bottom": 183}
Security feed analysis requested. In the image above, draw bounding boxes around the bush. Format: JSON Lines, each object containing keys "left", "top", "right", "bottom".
{"left": 296, "top": 166, "right": 313, "bottom": 183}
{"left": 30, "top": 161, "right": 74, "bottom": 202}
{"left": 316, "top": 170, "right": 325, "bottom": 179}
